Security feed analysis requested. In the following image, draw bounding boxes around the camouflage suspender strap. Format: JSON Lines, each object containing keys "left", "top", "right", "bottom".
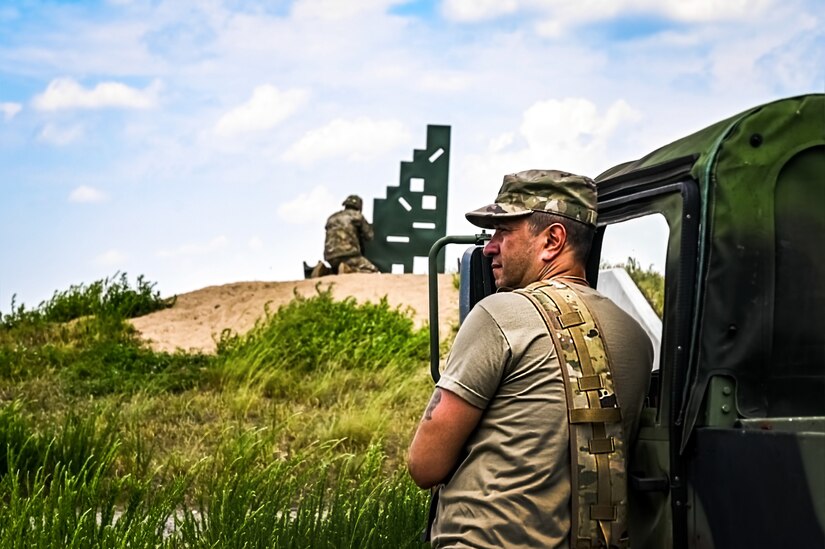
{"left": 517, "top": 280, "right": 629, "bottom": 549}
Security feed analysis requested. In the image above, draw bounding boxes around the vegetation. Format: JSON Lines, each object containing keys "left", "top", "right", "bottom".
{"left": 0, "top": 275, "right": 432, "bottom": 548}
{"left": 602, "top": 258, "right": 665, "bottom": 318}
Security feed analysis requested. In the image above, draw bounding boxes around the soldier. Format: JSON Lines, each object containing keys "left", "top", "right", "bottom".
{"left": 322, "top": 194, "right": 379, "bottom": 275}
{"left": 408, "top": 170, "right": 653, "bottom": 548}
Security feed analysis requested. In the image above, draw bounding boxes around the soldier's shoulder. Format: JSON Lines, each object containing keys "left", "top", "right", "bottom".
{"left": 477, "top": 291, "right": 542, "bottom": 319}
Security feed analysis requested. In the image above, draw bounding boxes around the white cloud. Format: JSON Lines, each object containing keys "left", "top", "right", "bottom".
{"left": 69, "top": 185, "right": 107, "bottom": 203}
{"left": 38, "top": 123, "right": 84, "bottom": 145}
{"left": 32, "top": 78, "right": 161, "bottom": 111}
{"left": 1, "top": 102, "right": 22, "bottom": 120}
{"left": 96, "top": 249, "right": 127, "bottom": 267}
{"left": 282, "top": 117, "right": 411, "bottom": 164}
{"left": 518, "top": 97, "right": 641, "bottom": 161}
{"left": 292, "top": 0, "right": 405, "bottom": 20}
{"left": 214, "top": 84, "right": 308, "bottom": 137}
{"left": 658, "top": 0, "right": 774, "bottom": 22}
{"left": 455, "top": 97, "right": 642, "bottom": 214}
{"left": 418, "top": 71, "right": 472, "bottom": 92}
{"left": 157, "top": 236, "right": 230, "bottom": 258}
{"left": 442, "top": 0, "right": 519, "bottom": 22}
{"left": 489, "top": 132, "right": 515, "bottom": 153}
{"left": 445, "top": 0, "right": 775, "bottom": 26}
{"left": 277, "top": 186, "right": 340, "bottom": 225}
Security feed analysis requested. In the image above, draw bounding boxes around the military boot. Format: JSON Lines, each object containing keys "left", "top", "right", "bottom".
{"left": 310, "top": 261, "right": 331, "bottom": 278}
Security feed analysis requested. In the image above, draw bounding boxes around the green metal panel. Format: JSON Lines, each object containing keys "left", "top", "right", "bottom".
{"left": 597, "top": 94, "right": 825, "bottom": 440}
{"left": 364, "top": 125, "right": 451, "bottom": 273}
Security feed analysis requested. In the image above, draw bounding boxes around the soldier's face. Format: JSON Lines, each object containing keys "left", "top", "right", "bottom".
{"left": 483, "top": 217, "right": 544, "bottom": 289}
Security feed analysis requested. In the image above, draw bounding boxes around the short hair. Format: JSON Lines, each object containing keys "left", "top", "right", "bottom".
{"left": 526, "top": 211, "right": 595, "bottom": 264}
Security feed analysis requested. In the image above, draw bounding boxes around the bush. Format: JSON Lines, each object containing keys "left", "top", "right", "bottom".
{"left": 0, "top": 272, "right": 174, "bottom": 328}
{"left": 218, "top": 284, "right": 429, "bottom": 375}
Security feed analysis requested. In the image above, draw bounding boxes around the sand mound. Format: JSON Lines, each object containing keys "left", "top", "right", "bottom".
{"left": 129, "top": 273, "right": 459, "bottom": 354}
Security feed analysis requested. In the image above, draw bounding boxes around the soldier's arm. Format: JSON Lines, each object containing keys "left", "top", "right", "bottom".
{"left": 407, "top": 388, "right": 483, "bottom": 489}
{"left": 359, "top": 215, "right": 374, "bottom": 241}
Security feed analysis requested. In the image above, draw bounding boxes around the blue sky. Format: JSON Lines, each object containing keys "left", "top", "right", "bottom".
{"left": 1, "top": 0, "right": 822, "bottom": 308}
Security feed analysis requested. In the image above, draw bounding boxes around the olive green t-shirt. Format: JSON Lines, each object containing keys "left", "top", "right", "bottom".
{"left": 432, "top": 284, "right": 653, "bottom": 548}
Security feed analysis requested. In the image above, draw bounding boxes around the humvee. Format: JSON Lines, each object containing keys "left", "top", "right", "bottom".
{"left": 427, "top": 93, "right": 824, "bottom": 548}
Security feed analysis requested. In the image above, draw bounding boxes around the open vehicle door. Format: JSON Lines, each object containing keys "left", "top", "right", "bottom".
{"left": 430, "top": 93, "right": 825, "bottom": 548}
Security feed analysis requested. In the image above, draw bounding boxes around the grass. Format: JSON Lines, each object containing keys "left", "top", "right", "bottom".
{"left": 0, "top": 275, "right": 433, "bottom": 548}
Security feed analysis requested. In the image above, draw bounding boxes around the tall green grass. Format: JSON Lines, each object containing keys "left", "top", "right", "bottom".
{"left": 0, "top": 276, "right": 433, "bottom": 547}
{"left": 217, "top": 284, "right": 429, "bottom": 376}
{"left": 0, "top": 274, "right": 205, "bottom": 395}
{"left": 0, "top": 404, "right": 428, "bottom": 548}
{"left": 1, "top": 272, "right": 174, "bottom": 327}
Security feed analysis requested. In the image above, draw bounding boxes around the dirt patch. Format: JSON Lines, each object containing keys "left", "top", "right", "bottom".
{"left": 130, "top": 273, "right": 459, "bottom": 354}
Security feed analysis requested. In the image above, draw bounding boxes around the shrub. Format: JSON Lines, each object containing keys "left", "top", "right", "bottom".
{"left": 218, "top": 284, "right": 429, "bottom": 375}
{"left": 0, "top": 272, "right": 174, "bottom": 328}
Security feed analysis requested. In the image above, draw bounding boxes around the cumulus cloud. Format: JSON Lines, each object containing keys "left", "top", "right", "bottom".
{"left": 444, "top": 0, "right": 774, "bottom": 26}
{"left": 1, "top": 102, "right": 21, "bottom": 120}
{"left": 658, "top": 0, "right": 774, "bottom": 22}
{"left": 282, "top": 117, "right": 411, "bottom": 164}
{"left": 69, "top": 185, "right": 107, "bottom": 203}
{"left": 38, "top": 123, "right": 84, "bottom": 145}
{"left": 157, "top": 236, "right": 230, "bottom": 258}
{"left": 519, "top": 98, "right": 641, "bottom": 158}
{"left": 214, "top": 85, "right": 308, "bottom": 137}
{"left": 441, "top": 0, "right": 519, "bottom": 22}
{"left": 32, "top": 78, "right": 161, "bottom": 111}
{"left": 456, "top": 97, "right": 642, "bottom": 207}
{"left": 292, "top": 0, "right": 406, "bottom": 20}
{"left": 277, "top": 186, "right": 340, "bottom": 224}
{"left": 96, "top": 249, "right": 127, "bottom": 267}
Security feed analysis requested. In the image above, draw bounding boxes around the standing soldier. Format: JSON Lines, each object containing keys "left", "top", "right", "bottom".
{"left": 322, "top": 194, "right": 379, "bottom": 275}
{"left": 408, "top": 170, "right": 652, "bottom": 548}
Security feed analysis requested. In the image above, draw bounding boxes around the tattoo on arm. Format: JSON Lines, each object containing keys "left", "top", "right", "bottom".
{"left": 424, "top": 389, "right": 442, "bottom": 421}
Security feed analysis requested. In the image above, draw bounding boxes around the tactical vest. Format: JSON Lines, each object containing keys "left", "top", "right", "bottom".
{"left": 517, "top": 279, "right": 629, "bottom": 549}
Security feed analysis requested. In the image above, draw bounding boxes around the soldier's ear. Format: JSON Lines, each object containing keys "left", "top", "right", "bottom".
{"left": 540, "top": 223, "right": 566, "bottom": 260}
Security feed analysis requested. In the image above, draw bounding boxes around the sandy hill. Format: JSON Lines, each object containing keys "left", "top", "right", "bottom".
{"left": 130, "top": 273, "right": 459, "bottom": 354}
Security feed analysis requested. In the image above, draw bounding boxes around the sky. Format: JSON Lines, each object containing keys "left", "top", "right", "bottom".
{"left": 1, "top": 0, "right": 822, "bottom": 309}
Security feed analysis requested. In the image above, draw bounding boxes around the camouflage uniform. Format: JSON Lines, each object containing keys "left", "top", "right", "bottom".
{"left": 430, "top": 170, "right": 652, "bottom": 548}
{"left": 323, "top": 195, "right": 378, "bottom": 274}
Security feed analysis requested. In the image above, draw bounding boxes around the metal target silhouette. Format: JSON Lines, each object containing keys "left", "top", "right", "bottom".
{"left": 364, "top": 125, "right": 451, "bottom": 273}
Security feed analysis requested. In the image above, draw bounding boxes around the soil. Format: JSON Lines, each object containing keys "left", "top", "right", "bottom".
{"left": 129, "top": 273, "right": 459, "bottom": 354}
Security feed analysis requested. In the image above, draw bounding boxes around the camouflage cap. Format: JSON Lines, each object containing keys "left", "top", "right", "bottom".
{"left": 342, "top": 194, "right": 363, "bottom": 210}
{"left": 465, "top": 169, "right": 597, "bottom": 229}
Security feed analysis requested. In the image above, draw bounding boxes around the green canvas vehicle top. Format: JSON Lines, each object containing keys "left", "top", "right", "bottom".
{"left": 597, "top": 92, "right": 824, "bottom": 428}
{"left": 592, "top": 92, "right": 824, "bottom": 548}
{"left": 430, "top": 93, "right": 825, "bottom": 547}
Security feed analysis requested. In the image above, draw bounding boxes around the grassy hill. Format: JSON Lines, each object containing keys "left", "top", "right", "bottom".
{"left": 0, "top": 265, "right": 663, "bottom": 547}
{"left": 0, "top": 274, "right": 432, "bottom": 547}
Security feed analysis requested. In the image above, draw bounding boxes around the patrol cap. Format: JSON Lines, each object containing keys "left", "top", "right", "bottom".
{"left": 342, "top": 194, "right": 363, "bottom": 210}
{"left": 465, "top": 169, "right": 597, "bottom": 229}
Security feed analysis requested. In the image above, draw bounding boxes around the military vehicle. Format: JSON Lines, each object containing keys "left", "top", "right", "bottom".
{"left": 427, "top": 93, "right": 824, "bottom": 548}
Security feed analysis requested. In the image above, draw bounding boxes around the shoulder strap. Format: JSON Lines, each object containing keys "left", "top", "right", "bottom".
{"left": 517, "top": 280, "right": 630, "bottom": 549}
